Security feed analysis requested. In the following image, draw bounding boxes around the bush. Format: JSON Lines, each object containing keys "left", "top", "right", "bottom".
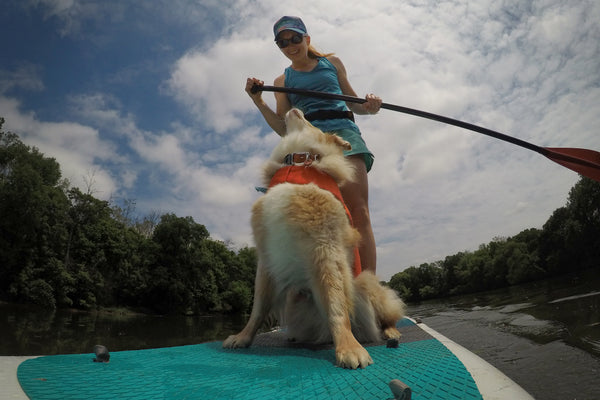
{"left": 23, "top": 279, "right": 56, "bottom": 310}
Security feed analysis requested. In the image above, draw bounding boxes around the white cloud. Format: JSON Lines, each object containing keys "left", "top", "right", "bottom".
{"left": 161, "top": 0, "right": 600, "bottom": 279}
{"left": 24, "top": 0, "right": 122, "bottom": 37}
{"left": 4, "top": 0, "right": 600, "bottom": 281}
{"left": 167, "top": 36, "right": 286, "bottom": 133}
{"left": 0, "top": 63, "right": 45, "bottom": 93}
{"left": 1, "top": 96, "right": 118, "bottom": 197}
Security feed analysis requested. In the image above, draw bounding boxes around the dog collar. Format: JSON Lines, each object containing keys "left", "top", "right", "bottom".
{"left": 283, "top": 152, "right": 320, "bottom": 165}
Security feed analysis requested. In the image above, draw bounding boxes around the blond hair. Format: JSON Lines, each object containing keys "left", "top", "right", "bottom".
{"left": 308, "top": 44, "right": 334, "bottom": 59}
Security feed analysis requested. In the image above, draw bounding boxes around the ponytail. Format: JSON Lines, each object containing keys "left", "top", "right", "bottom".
{"left": 307, "top": 44, "right": 334, "bottom": 59}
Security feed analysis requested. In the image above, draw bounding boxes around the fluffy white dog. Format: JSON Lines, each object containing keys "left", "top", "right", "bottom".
{"left": 223, "top": 109, "right": 405, "bottom": 369}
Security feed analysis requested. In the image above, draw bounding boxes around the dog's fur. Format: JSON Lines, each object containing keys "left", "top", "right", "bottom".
{"left": 222, "top": 109, "right": 405, "bottom": 369}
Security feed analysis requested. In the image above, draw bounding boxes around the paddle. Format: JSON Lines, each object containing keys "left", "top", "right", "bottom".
{"left": 251, "top": 85, "right": 600, "bottom": 183}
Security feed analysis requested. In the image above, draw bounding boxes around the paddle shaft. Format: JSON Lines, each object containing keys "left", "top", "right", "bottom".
{"left": 254, "top": 85, "right": 541, "bottom": 153}
{"left": 252, "top": 85, "right": 600, "bottom": 176}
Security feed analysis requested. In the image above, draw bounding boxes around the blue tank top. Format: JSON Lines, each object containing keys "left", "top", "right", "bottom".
{"left": 284, "top": 57, "right": 359, "bottom": 133}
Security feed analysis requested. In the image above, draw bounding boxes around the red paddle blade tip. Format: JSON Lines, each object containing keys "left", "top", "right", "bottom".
{"left": 544, "top": 147, "right": 600, "bottom": 182}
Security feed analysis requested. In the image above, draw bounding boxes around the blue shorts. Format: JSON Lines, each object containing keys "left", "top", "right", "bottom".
{"left": 328, "top": 128, "right": 374, "bottom": 172}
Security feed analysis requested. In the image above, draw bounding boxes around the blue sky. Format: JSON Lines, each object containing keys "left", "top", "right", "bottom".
{"left": 1, "top": 0, "right": 599, "bottom": 280}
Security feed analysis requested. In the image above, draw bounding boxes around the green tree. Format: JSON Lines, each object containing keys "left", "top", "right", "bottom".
{"left": 564, "top": 177, "right": 600, "bottom": 267}
{"left": 63, "top": 188, "right": 116, "bottom": 308}
{"left": 146, "top": 214, "right": 217, "bottom": 314}
{"left": 389, "top": 177, "right": 599, "bottom": 302}
{"left": 0, "top": 119, "right": 72, "bottom": 309}
{"left": 453, "top": 249, "right": 492, "bottom": 293}
{"left": 220, "top": 246, "right": 257, "bottom": 313}
{"left": 440, "top": 252, "right": 465, "bottom": 295}
{"left": 503, "top": 229, "right": 543, "bottom": 284}
{"left": 539, "top": 177, "right": 600, "bottom": 275}
{"left": 388, "top": 266, "right": 419, "bottom": 301}
{"left": 0, "top": 119, "right": 263, "bottom": 314}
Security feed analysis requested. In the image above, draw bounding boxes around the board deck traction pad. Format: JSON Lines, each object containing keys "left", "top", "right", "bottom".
{"left": 17, "top": 318, "right": 483, "bottom": 399}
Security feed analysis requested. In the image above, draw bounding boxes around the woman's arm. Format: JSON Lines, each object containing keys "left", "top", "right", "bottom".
{"left": 327, "top": 56, "right": 382, "bottom": 115}
{"left": 245, "top": 76, "right": 290, "bottom": 136}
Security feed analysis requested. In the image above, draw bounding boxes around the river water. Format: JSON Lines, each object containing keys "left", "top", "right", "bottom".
{"left": 2, "top": 269, "right": 599, "bottom": 399}
{"left": 408, "top": 269, "right": 600, "bottom": 400}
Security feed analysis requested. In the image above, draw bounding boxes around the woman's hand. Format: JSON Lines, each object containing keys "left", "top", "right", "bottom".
{"left": 363, "top": 93, "right": 382, "bottom": 115}
{"left": 245, "top": 77, "right": 264, "bottom": 103}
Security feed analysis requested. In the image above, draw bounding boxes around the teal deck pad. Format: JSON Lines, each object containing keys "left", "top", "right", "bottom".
{"left": 17, "top": 319, "right": 483, "bottom": 399}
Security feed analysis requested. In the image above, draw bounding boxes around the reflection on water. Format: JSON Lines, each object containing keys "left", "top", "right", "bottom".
{"left": 409, "top": 268, "right": 600, "bottom": 357}
{"left": 0, "top": 305, "right": 247, "bottom": 356}
{"left": 408, "top": 268, "right": 600, "bottom": 400}
{"left": 1, "top": 270, "right": 598, "bottom": 357}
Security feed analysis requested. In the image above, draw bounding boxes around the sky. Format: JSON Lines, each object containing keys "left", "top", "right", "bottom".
{"left": 1, "top": 0, "right": 599, "bottom": 281}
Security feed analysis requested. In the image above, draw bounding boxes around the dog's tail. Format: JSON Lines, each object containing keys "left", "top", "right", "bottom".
{"left": 353, "top": 271, "right": 406, "bottom": 341}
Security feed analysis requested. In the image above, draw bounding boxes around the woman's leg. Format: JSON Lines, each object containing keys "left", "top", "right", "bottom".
{"left": 340, "top": 155, "right": 376, "bottom": 274}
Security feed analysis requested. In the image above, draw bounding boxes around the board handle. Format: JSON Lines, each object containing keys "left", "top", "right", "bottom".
{"left": 389, "top": 379, "right": 412, "bottom": 400}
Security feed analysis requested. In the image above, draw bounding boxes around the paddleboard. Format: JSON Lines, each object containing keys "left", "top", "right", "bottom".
{"left": 16, "top": 318, "right": 532, "bottom": 399}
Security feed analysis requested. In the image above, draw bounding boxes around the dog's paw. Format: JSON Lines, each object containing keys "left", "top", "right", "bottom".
{"left": 336, "top": 345, "right": 373, "bottom": 369}
{"left": 382, "top": 326, "right": 402, "bottom": 340}
{"left": 222, "top": 334, "right": 252, "bottom": 349}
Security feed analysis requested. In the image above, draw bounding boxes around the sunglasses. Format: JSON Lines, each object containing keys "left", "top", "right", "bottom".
{"left": 276, "top": 34, "right": 305, "bottom": 49}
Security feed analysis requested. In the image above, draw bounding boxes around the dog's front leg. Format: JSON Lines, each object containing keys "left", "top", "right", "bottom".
{"left": 222, "top": 261, "right": 274, "bottom": 348}
{"left": 332, "top": 312, "right": 373, "bottom": 369}
{"left": 312, "top": 260, "right": 373, "bottom": 369}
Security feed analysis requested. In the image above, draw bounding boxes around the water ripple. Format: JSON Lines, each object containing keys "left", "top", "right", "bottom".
{"left": 548, "top": 290, "right": 600, "bottom": 304}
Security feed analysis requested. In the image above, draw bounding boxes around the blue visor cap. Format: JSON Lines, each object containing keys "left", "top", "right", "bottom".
{"left": 273, "top": 16, "right": 307, "bottom": 39}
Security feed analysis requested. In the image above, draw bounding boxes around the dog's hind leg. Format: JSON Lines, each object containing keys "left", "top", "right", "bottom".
{"left": 355, "top": 271, "right": 405, "bottom": 340}
{"left": 310, "top": 253, "right": 373, "bottom": 369}
{"left": 222, "top": 261, "right": 275, "bottom": 348}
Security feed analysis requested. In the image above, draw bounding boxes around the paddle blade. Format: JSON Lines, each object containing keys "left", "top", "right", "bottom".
{"left": 543, "top": 147, "right": 600, "bottom": 182}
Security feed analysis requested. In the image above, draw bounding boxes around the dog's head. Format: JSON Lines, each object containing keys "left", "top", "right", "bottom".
{"left": 262, "top": 108, "right": 356, "bottom": 186}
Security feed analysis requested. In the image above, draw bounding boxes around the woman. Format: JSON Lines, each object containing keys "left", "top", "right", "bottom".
{"left": 245, "top": 16, "right": 382, "bottom": 274}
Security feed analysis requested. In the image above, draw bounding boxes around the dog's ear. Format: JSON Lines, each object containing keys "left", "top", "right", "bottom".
{"left": 327, "top": 134, "right": 352, "bottom": 151}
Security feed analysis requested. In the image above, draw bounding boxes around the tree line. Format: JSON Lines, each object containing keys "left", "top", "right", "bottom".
{"left": 2, "top": 117, "right": 599, "bottom": 312}
{"left": 0, "top": 118, "right": 256, "bottom": 314}
{"left": 388, "top": 174, "right": 600, "bottom": 302}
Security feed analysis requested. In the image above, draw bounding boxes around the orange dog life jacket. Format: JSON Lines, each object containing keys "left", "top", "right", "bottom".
{"left": 268, "top": 165, "right": 362, "bottom": 277}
